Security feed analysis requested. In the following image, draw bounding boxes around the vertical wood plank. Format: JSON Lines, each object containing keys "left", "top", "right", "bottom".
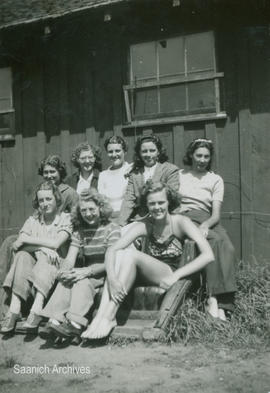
{"left": 12, "top": 64, "right": 25, "bottom": 230}
{"left": 172, "top": 124, "right": 185, "bottom": 168}
{"left": 205, "top": 121, "right": 219, "bottom": 171}
{"left": 0, "top": 143, "right": 3, "bottom": 243}
{"left": 237, "top": 30, "right": 254, "bottom": 262}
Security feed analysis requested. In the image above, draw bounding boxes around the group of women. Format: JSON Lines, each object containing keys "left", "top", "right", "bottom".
{"left": 0, "top": 134, "right": 236, "bottom": 343}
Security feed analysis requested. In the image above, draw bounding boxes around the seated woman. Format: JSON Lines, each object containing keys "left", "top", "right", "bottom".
{"left": 0, "top": 155, "right": 78, "bottom": 287}
{"left": 0, "top": 181, "right": 72, "bottom": 334}
{"left": 98, "top": 135, "right": 131, "bottom": 220}
{"left": 81, "top": 181, "right": 214, "bottom": 340}
{"left": 40, "top": 189, "right": 121, "bottom": 339}
{"left": 178, "top": 138, "right": 237, "bottom": 321}
{"left": 66, "top": 142, "right": 102, "bottom": 194}
{"left": 118, "top": 135, "right": 179, "bottom": 226}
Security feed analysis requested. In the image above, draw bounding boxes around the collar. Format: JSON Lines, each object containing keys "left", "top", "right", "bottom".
{"left": 58, "top": 183, "right": 70, "bottom": 193}
{"left": 79, "top": 172, "right": 93, "bottom": 183}
{"left": 39, "top": 213, "right": 61, "bottom": 226}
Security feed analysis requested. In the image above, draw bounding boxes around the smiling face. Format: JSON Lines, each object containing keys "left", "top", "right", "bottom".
{"left": 146, "top": 188, "right": 169, "bottom": 220}
{"left": 140, "top": 141, "right": 159, "bottom": 168}
{"left": 106, "top": 143, "right": 125, "bottom": 169}
{"left": 77, "top": 149, "right": 96, "bottom": 174}
{"left": 37, "top": 189, "right": 57, "bottom": 217}
{"left": 191, "top": 147, "right": 211, "bottom": 173}
{"left": 42, "top": 164, "right": 61, "bottom": 185}
{"left": 79, "top": 199, "right": 100, "bottom": 226}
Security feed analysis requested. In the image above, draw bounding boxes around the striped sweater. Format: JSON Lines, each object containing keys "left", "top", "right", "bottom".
{"left": 71, "top": 222, "right": 120, "bottom": 264}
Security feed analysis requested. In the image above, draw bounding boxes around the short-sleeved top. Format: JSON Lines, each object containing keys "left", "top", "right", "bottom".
{"left": 178, "top": 169, "right": 224, "bottom": 213}
{"left": 71, "top": 222, "right": 121, "bottom": 265}
{"left": 20, "top": 212, "right": 73, "bottom": 257}
{"left": 98, "top": 162, "right": 131, "bottom": 212}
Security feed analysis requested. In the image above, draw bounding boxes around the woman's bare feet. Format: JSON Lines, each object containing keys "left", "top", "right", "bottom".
{"left": 82, "top": 318, "right": 117, "bottom": 339}
{"left": 81, "top": 316, "right": 101, "bottom": 339}
{"left": 218, "top": 308, "right": 227, "bottom": 321}
{"left": 205, "top": 296, "right": 219, "bottom": 318}
{"left": 91, "top": 318, "right": 117, "bottom": 339}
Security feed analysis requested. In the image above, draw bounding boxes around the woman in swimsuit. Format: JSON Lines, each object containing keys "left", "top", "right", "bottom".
{"left": 81, "top": 180, "right": 214, "bottom": 340}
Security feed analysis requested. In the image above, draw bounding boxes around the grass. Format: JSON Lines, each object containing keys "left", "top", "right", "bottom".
{"left": 0, "top": 355, "right": 17, "bottom": 369}
{"left": 167, "top": 260, "right": 270, "bottom": 348}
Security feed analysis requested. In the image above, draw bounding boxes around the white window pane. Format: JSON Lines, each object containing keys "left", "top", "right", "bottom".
{"left": 134, "top": 88, "right": 158, "bottom": 116}
{"left": 186, "top": 32, "right": 214, "bottom": 73}
{"left": 188, "top": 80, "right": 215, "bottom": 110}
{"left": 160, "top": 84, "right": 186, "bottom": 113}
{"left": 0, "top": 68, "right": 12, "bottom": 99}
{"left": 131, "top": 42, "right": 156, "bottom": 81}
{"left": 0, "top": 98, "right": 12, "bottom": 111}
{"left": 158, "top": 37, "right": 185, "bottom": 77}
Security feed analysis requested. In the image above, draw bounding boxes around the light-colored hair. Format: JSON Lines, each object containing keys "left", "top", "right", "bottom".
{"left": 71, "top": 189, "right": 113, "bottom": 229}
{"left": 32, "top": 180, "right": 62, "bottom": 210}
{"left": 71, "top": 142, "right": 102, "bottom": 171}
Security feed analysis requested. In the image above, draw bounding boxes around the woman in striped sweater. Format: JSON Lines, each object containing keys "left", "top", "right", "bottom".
{"left": 40, "top": 189, "right": 121, "bottom": 339}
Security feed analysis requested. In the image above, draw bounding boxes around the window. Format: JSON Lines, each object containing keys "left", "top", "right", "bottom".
{"left": 123, "top": 31, "right": 225, "bottom": 125}
{"left": 0, "top": 67, "right": 15, "bottom": 140}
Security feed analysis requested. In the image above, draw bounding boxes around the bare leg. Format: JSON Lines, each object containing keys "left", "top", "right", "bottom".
{"left": 86, "top": 249, "right": 173, "bottom": 339}
{"left": 82, "top": 250, "right": 129, "bottom": 338}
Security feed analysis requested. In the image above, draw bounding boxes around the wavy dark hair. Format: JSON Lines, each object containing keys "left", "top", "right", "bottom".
{"left": 104, "top": 135, "right": 128, "bottom": 152}
{"left": 131, "top": 135, "right": 168, "bottom": 173}
{"left": 32, "top": 180, "right": 62, "bottom": 211}
{"left": 183, "top": 139, "right": 214, "bottom": 171}
{"left": 71, "top": 189, "right": 113, "bottom": 230}
{"left": 71, "top": 142, "right": 102, "bottom": 171}
{"left": 38, "top": 155, "right": 67, "bottom": 181}
{"left": 140, "top": 180, "right": 181, "bottom": 214}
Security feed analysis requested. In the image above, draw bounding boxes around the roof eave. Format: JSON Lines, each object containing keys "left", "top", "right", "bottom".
{"left": 0, "top": 0, "right": 130, "bottom": 31}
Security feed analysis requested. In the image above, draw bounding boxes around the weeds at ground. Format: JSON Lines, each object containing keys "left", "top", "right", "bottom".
{"left": 109, "top": 335, "right": 139, "bottom": 347}
{"left": 167, "top": 260, "right": 270, "bottom": 348}
{"left": 0, "top": 355, "right": 17, "bottom": 369}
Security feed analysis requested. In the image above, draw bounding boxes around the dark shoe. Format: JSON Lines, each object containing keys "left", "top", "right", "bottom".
{"left": 39, "top": 321, "right": 56, "bottom": 340}
{"left": 0, "top": 312, "right": 20, "bottom": 334}
{"left": 51, "top": 319, "right": 83, "bottom": 338}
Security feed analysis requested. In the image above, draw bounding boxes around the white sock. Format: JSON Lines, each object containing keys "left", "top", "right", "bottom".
{"left": 49, "top": 318, "right": 60, "bottom": 326}
{"left": 70, "top": 320, "right": 81, "bottom": 329}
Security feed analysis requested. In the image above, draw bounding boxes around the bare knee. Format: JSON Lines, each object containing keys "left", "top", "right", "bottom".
{"left": 115, "top": 249, "right": 136, "bottom": 274}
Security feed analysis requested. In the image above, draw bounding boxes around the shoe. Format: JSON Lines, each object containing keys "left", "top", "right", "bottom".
{"left": 23, "top": 312, "right": 42, "bottom": 329}
{"left": 39, "top": 321, "right": 56, "bottom": 340}
{"left": 51, "top": 319, "right": 83, "bottom": 338}
{"left": 0, "top": 312, "right": 20, "bottom": 334}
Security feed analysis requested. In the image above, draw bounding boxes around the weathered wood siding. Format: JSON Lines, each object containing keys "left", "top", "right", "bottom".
{"left": 0, "top": 5, "right": 269, "bottom": 262}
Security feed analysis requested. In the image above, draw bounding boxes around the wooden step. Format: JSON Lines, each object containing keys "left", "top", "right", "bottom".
{"left": 112, "top": 319, "right": 155, "bottom": 338}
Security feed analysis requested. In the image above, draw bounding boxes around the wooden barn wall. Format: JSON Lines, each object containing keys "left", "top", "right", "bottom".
{"left": 0, "top": 8, "right": 269, "bottom": 262}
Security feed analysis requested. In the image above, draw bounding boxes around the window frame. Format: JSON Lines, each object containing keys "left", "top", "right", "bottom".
{"left": 123, "top": 31, "right": 226, "bottom": 127}
{"left": 0, "top": 66, "right": 15, "bottom": 141}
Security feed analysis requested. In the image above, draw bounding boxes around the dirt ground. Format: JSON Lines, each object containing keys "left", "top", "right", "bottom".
{"left": 0, "top": 335, "right": 269, "bottom": 393}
